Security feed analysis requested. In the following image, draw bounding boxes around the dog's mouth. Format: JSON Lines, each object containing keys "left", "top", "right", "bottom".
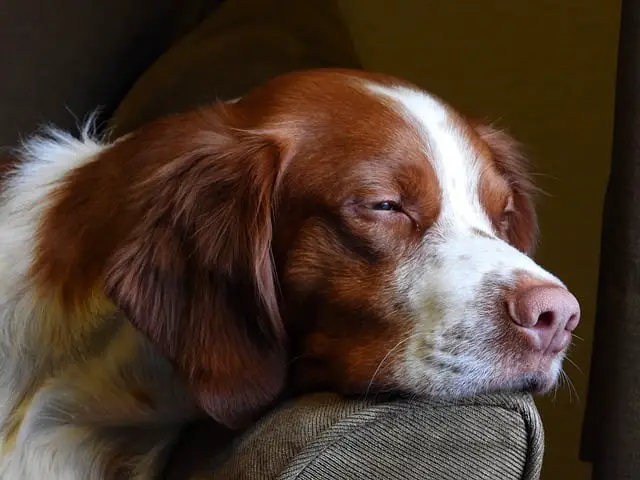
{"left": 485, "top": 352, "right": 566, "bottom": 396}
{"left": 405, "top": 344, "right": 567, "bottom": 399}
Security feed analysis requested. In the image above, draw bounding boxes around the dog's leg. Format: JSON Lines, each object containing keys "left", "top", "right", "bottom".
{"left": 0, "top": 334, "right": 199, "bottom": 479}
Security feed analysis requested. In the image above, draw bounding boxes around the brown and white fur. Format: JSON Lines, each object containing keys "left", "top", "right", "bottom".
{"left": 0, "top": 69, "right": 579, "bottom": 479}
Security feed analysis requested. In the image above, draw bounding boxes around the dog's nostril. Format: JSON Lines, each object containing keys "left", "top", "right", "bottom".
{"left": 566, "top": 313, "right": 580, "bottom": 332}
{"left": 536, "top": 311, "right": 555, "bottom": 329}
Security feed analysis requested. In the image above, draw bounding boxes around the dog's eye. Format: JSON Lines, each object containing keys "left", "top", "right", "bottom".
{"left": 372, "top": 201, "right": 401, "bottom": 212}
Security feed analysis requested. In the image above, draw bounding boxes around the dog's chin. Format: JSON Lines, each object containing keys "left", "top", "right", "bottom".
{"left": 511, "top": 372, "right": 557, "bottom": 395}
{"left": 476, "top": 348, "right": 566, "bottom": 396}
{"left": 394, "top": 350, "right": 566, "bottom": 401}
{"left": 429, "top": 368, "right": 562, "bottom": 399}
{"left": 511, "top": 353, "right": 566, "bottom": 395}
{"left": 484, "top": 366, "right": 562, "bottom": 396}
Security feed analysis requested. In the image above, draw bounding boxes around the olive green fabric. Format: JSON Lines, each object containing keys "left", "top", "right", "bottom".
{"left": 186, "top": 393, "right": 544, "bottom": 480}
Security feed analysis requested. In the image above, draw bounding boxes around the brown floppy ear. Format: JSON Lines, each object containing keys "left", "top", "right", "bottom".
{"left": 104, "top": 107, "right": 287, "bottom": 428}
{"left": 471, "top": 120, "right": 539, "bottom": 255}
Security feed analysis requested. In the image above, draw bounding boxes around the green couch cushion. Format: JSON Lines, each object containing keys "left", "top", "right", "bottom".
{"left": 192, "top": 393, "right": 544, "bottom": 480}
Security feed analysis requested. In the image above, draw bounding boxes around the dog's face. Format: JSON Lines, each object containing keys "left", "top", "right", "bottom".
{"left": 36, "top": 69, "right": 577, "bottom": 427}
{"left": 258, "top": 71, "right": 578, "bottom": 399}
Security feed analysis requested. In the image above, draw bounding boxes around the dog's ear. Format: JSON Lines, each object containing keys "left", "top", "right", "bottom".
{"left": 471, "top": 120, "right": 539, "bottom": 256}
{"left": 105, "top": 106, "right": 287, "bottom": 428}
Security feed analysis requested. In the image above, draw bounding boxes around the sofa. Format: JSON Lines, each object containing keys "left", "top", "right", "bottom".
{"left": 1, "top": 0, "right": 546, "bottom": 478}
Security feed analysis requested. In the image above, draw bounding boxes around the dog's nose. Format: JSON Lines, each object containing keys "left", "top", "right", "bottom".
{"left": 506, "top": 285, "right": 580, "bottom": 353}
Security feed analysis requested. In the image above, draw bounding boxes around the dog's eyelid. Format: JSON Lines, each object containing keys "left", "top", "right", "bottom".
{"left": 371, "top": 200, "right": 402, "bottom": 212}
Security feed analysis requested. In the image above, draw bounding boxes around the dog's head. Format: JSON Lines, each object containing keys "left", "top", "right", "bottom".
{"left": 36, "top": 69, "right": 579, "bottom": 428}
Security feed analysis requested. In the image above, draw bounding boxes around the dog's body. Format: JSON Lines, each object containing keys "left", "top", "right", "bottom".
{"left": 0, "top": 130, "right": 199, "bottom": 479}
{"left": 0, "top": 69, "right": 579, "bottom": 479}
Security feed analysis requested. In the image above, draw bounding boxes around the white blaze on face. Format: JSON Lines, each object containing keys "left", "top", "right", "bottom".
{"left": 368, "top": 84, "right": 492, "bottom": 235}
{"left": 366, "top": 83, "right": 564, "bottom": 395}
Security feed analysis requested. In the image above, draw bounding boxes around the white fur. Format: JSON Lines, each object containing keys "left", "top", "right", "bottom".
{"left": 369, "top": 84, "right": 566, "bottom": 396}
{"left": 0, "top": 128, "right": 197, "bottom": 479}
{"left": 1, "top": 127, "right": 104, "bottom": 292}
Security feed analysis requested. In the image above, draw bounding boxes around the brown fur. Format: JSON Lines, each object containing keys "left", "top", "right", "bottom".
{"left": 471, "top": 121, "right": 538, "bottom": 254}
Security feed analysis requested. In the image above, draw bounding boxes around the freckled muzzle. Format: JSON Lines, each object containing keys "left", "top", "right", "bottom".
{"left": 399, "top": 232, "right": 580, "bottom": 396}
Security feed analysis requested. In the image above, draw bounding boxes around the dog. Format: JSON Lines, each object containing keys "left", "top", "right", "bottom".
{"left": 0, "top": 68, "right": 580, "bottom": 479}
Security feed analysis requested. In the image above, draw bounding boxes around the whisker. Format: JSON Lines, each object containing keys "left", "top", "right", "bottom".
{"left": 565, "top": 356, "right": 583, "bottom": 375}
{"left": 364, "top": 332, "right": 423, "bottom": 399}
{"left": 552, "top": 372, "right": 562, "bottom": 403}
{"left": 561, "top": 370, "right": 571, "bottom": 403}
{"left": 562, "top": 369, "right": 580, "bottom": 403}
{"left": 571, "top": 333, "right": 585, "bottom": 343}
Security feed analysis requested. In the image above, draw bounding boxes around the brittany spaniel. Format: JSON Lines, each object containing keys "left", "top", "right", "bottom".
{"left": 0, "top": 68, "right": 580, "bottom": 479}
